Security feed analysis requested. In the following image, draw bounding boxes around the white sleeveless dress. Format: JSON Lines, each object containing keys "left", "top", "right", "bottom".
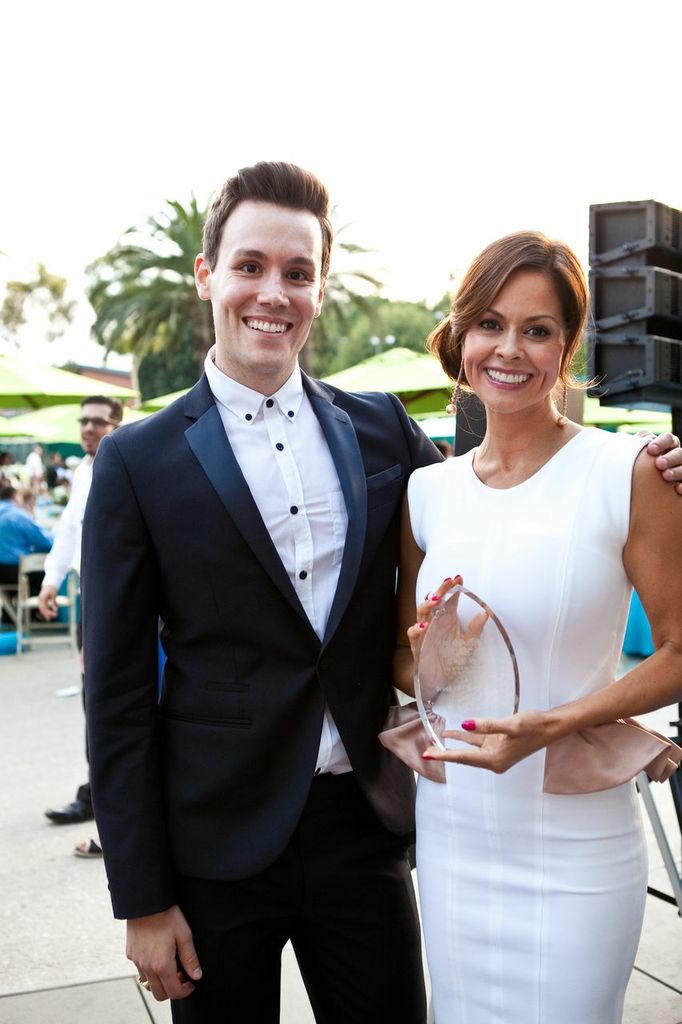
{"left": 408, "top": 428, "right": 649, "bottom": 1024}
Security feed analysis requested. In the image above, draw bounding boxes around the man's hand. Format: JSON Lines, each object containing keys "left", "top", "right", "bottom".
{"left": 38, "top": 585, "right": 59, "bottom": 621}
{"left": 127, "top": 904, "right": 202, "bottom": 1002}
{"left": 643, "top": 431, "right": 682, "bottom": 495}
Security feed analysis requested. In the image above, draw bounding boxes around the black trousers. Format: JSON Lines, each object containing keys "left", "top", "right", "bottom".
{"left": 171, "top": 773, "right": 425, "bottom": 1024}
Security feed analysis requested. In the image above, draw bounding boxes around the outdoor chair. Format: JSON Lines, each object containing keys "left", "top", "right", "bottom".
{"left": 15, "top": 553, "right": 77, "bottom": 656}
{"left": 0, "top": 577, "right": 18, "bottom": 626}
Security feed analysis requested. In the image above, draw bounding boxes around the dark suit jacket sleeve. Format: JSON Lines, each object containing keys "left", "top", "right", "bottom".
{"left": 82, "top": 433, "right": 176, "bottom": 919}
{"left": 386, "top": 391, "right": 444, "bottom": 473}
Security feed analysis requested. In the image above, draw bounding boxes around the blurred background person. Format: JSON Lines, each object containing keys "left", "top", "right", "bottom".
{"left": 0, "top": 482, "right": 52, "bottom": 622}
{"left": 42, "top": 396, "right": 122, "bottom": 831}
{"left": 25, "top": 444, "right": 45, "bottom": 494}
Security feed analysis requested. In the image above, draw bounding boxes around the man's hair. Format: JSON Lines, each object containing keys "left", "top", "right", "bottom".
{"left": 202, "top": 161, "right": 333, "bottom": 279}
{"left": 80, "top": 396, "right": 124, "bottom": 425}
{"left": 0, "top": 483, "right": 16, "bottom": 501}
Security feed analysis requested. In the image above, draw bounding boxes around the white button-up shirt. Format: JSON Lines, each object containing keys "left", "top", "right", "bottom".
{"left": 205, "top": 351, "right": 352, "bottom": 775}
{"left": 42, "top": 454, "right": 93, "bottom": 588}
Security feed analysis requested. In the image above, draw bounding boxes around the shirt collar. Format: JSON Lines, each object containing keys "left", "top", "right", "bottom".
{"left": 204, "top": 347, "right": 305, "bottom": 424}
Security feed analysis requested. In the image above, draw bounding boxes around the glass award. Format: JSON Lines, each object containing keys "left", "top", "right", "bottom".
{"left": 414, "top": 583, "right": 519, "bottom": 751}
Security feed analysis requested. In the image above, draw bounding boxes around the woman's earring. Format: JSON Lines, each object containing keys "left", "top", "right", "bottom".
{"left": 446, "top": 364, "right": 464, "bottom": 416}
{"left": 555, "top": 382, "right": 569, "bottom": 426}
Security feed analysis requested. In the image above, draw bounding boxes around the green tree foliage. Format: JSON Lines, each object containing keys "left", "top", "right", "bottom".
{"left": 315, "top": 295, "right": 445, "bottom": 376}
{"left": 0, "top": 263, "right": 75, "bottom": 345}
{"left": 87, "top": 198, "right": 213, "bottom": 385}
{"left": 305, "top": 227, "right": 382, "bottom": 375}
{"left": 137, "top": 341, "right": 201, "bottom": 402}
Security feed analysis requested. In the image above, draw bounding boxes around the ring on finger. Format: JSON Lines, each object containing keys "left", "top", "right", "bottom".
{"left": 137, "top": 976, "right": 151, "bottom": 991}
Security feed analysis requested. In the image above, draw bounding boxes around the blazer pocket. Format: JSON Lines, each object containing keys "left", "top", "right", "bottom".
{"left": 366, "top": 463, "right": 405, "bottom": 511}
{"left": 365, "top": 463, "right": 403, "bottom": 492}
{"left": 162, "top": 709, "right": 252, "bottom": 728}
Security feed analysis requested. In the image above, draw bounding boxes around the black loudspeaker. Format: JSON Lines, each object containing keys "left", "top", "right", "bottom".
{"left": 588, "top": 200, "right": 682, "bottom": 412}
{"left": 589, "top": 200, "right": 682, "bottom": 273}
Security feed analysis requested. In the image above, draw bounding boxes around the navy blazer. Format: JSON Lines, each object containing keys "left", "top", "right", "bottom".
{"left": 82, "top": 373, "right": 441, "bottom": 919}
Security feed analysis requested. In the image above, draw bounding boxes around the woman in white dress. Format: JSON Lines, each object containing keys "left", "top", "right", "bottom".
{"left": 393, "top": 232, "right": 682, "bottom": 1023}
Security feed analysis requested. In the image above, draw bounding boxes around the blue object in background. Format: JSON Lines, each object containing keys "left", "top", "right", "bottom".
{"left": 158, "top": 633, "right": 166, "bottom": 698}
{"left": 0, "top": 631, "right": 18, "bottom": 655}
{"left": 623, "top": 591, "right": 654, "bottom": 657}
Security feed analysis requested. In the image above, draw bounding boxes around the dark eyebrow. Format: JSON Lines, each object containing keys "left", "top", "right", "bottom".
{"left": 232, "top": 248, "right": 266, "bottom": 260}
{"left": 232, "top": 248, "right": 316, "bottom": 270}
{"left": 486, "top": 307, "right": 561, "bottom": 325}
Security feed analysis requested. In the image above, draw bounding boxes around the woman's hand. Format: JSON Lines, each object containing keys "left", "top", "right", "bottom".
{"left": 408, "top": 575, "right": 490, "bottom": 705}
{"left": 406, "top": 574, "right": 463, "bottom": 660}
{"left": 422, "top": 708, "right": 563, "bottom": 773}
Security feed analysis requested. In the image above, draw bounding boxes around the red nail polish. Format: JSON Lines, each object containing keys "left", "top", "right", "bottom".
{"left": 421, "top": 753, "right": 434, "bottom": 760}
{"left": 442, "top": 577, "right": 452, "bottom": 583}
{"left": 431, "top": 595, "right": 440, "bottom": 602}
{"left": 418, "top": 622, "right": 427, "bottom": 630}
{"left": 461, "top": 719, "right": 476, "bottom": 731}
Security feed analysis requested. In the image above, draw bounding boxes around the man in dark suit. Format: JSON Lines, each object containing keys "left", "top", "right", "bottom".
{"left": 82, "top": 162, "right": 441, "bottom": 1023}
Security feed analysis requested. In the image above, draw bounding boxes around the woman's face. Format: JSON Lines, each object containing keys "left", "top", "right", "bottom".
{"left": 462, "top": 270, "right": 567, "bottom": 418}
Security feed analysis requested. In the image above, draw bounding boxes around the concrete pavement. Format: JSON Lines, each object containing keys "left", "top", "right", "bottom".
{"left": 0, "top": 640, "right": 680, "bottom": 1022}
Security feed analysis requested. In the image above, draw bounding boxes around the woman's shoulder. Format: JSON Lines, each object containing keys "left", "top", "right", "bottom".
{"left": 575, "top": 426, "right": 649, "bottom": 470}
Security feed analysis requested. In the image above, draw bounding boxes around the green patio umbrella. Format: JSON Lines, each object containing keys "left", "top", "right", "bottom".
{"left": 142, "top": 349, "right": 452, "bottom": 415}
{"left": 0, "top": 353, "right": 139, "bottom": 410}
{"left": 582, "top": 395, "right": 671, "bottom": 432}
{"left": 0, "top": 403, "right": 149, "bottom": 443}
{"left": 322, "top": 348, "right": 451, "bottom": 413}
{"left": 140, "top": 387, "right": 191, "bottom": 412}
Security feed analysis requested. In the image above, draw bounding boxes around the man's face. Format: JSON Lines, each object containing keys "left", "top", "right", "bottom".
{"left": 79, "top": 402, "right": 118, "bottom": 455}
{"left": 194, "top": 200, "right": 325, "bottom": 394}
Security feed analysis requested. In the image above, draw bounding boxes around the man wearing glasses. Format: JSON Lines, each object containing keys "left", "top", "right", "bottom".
{"left": 42, "top": 396, "right": 123, "bottom": 833}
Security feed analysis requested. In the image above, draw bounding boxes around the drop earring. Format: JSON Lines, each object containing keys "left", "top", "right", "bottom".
{"left": 556, "top": 381, "right": 569, "bottom": 425}
{"left": 446, "top": 363, "right": 464, "bottom": 415}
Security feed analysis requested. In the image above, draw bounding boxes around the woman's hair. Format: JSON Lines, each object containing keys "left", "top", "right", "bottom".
{"left": 428, "top": 231, "right": 588, "bottom": 390}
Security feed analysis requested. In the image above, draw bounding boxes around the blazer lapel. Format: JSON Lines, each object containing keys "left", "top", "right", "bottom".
{"left": 304, "top": 375, "right": 367, "bottom": 646}
{"left": 183, "top": 379, "right": 309, "bottom": 623}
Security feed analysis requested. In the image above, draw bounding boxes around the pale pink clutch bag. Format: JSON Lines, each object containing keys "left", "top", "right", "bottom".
{"left": 379, "top": 702, "right": 446, "bottom": 783}
{"left": 543, "top": 718, "right": 682, "bottom": 794}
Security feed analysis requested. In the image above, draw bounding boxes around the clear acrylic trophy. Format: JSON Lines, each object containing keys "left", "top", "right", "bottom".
{"left": 414, "top": 583, "right": 519, "bottom": 751}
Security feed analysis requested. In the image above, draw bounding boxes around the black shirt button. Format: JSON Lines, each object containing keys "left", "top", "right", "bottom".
{"left": 265, "top": 399, "right": 274, "bottom": 408}
{"left": 245, "top": 413, "right": 253, "bottom": 421}
{"left": 287, "top": 410, "right": 294, "bottom": 418}
{"left": 299, "top": 570, "right": 307, "bottom": 580}
{"left": 290, "top": 506, "right": 298, "bottom": 515}
{"left": 276, "top": 443, "right": 284, "bottom": 451}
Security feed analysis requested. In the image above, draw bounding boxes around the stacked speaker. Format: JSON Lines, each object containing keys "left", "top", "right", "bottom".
{"left": 588, "top": 200, "right": 682, "bottom": 412}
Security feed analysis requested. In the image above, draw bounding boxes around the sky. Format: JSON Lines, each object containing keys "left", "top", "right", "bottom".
{"left": 1, "top": 0, "right": 681, "bottom": 368}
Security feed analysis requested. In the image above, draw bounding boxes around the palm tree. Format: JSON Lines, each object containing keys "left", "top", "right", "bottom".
{"left": 87, "top": 197, "right": 213, "bottom": 383}
{"left": 305, "top": 224, "right": 382, "bottom": 376}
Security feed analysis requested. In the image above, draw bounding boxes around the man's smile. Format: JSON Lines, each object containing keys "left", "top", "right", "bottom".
{"left": 244, "top": 318, "right": 290, "bottom": 334}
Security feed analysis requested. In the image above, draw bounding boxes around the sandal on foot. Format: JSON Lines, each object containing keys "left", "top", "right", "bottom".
{"left": 74, "top": 838, "right": 102, "bottom": 858}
